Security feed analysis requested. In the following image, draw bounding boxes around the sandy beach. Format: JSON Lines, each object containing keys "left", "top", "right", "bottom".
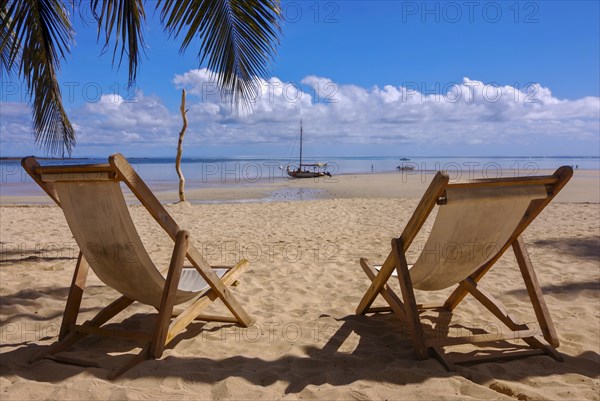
{"left": 1, "top": 170, "right": 599, "bottom": 400}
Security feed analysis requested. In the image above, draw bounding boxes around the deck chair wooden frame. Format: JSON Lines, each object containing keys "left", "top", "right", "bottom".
{"left": 356, "top": 166, "right": 572, "bottom": 369}
{"left": 22, "top": 154, "right": 253, "bottom": 379}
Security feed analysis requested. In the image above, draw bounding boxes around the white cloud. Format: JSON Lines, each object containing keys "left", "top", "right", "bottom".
{"left": 1, "top": 70, "right": 598, "bottom": 156}
{"left": 77, "top": 92, "right": 178, "bottom": 145}
{"left": 89, "top": 94, "right": 124, "bottom": 114}
{"left": 0, "top": 102, "right": 34, "bottom": 150}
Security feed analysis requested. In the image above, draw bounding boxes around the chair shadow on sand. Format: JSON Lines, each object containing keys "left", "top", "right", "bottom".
{"left": 533, "top": 236, "right": 600, "bottom": 262}
{"left": 0, "top": 284, "right": 119, "bottom": 329}
{"left": 0, "top": 248, "right": 76, "bottom": 266}
{"left": 1, "top": 304, "right": 598, "bottom": 393}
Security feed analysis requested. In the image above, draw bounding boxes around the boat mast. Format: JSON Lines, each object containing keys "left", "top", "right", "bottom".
{"left": 299, "top": 119, "right": 303, "bottom": 168}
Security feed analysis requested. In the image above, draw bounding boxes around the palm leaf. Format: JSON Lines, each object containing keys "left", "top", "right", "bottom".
{"left": 90, "top": 0, "right": 146, "bottom": 84}
{"left": 0, "top": 6, "right": 19, "bottom": 76}
{"left": 1, "top": 0, "right": 75, "bottom": 155}
{"left": 0, "top": 0, "right": 281, "bottom": 155}
{"left": 158, "top": 0, "right": 281, "bottom": 107}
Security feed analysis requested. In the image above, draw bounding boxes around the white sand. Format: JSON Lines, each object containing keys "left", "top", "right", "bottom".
{"left": 1, "top": 170, "right": 598, "bottom": 400}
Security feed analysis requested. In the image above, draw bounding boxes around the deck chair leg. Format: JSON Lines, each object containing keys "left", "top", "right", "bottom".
{"left": 462, "top": 278, "right": 527, "bottom": 331}
{"left": 87, "top": 296, "right": 135, "bottom": 329}
{"left": 186, "top": 245, "right": 253, "bottom": 327}
{"left": 151, "top": 230, "right": 189, "bottom": 358}
{"left": 456, "top": 274, "right": 561, "bottom": 363}
{"left": 358, "top": 258, "right": 407, "bottom": 320}
{"left": 164, "top": 259, "right": 250, "bottom": 345}
{"left": 30, "top": 294, "right": 135, "bottom": 364}
{"left": 513, "top": 237, "right": 559, "bottom": 347}
{"left": 109, "top": 345, "right": 151, "bottom": 380}
{"left": 356, "top": 253, "right": 396, "bottom": 315}
{"left": 59, "top": 252, "right": 89, "bottom": 340}
{"left": 523, "top": 335, "right": 563, "bottom": 362}
{"left": 392, "top": 238, "right": 428, "bottom": 359}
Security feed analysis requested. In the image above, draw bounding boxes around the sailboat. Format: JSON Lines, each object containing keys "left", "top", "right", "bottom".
{"left": 286, "top": 120, "right": 332, "bottom": 178}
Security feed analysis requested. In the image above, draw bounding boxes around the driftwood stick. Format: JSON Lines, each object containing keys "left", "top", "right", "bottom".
{"left": 176, "top": 89, "right": 188, "bottom": 202}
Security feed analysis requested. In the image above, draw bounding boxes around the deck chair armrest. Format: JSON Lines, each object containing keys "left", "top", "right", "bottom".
{"left": 22, "top": 157, "right": 61, "bottom": 205}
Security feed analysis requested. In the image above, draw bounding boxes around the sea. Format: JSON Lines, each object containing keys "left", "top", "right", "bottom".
{"left": 1, "top": 155, "right": 598, "bottom": 198}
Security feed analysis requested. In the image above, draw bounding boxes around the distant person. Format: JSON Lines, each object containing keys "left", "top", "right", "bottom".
{"left": 576, "top": 165, "right": 579, "bottom": 169}
{"left": 371, "top": 164, "right": 373, "bottom": 173}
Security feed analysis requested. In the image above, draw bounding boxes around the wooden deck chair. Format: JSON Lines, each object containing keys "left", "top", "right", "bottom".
{"left": 22, "top": 154, "right": 253, "bottom": 378}
{"left": 356, "top": 166, "right": 572, "bottom": 369}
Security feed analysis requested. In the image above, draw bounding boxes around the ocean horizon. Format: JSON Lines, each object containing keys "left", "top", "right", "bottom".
{"left": 1, "top": 155, "right": 598, "bottom": 198}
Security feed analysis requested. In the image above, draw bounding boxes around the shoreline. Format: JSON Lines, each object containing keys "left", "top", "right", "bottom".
{"left": 2, "top": 169, "right": 599, "bottom": 205}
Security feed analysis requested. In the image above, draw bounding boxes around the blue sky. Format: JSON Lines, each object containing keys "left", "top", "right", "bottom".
{"left": 1, "top": 0, "right": 599, "bottom": 158}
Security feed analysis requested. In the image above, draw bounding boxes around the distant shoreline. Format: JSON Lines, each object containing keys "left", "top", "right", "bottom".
{"left": 2, "top": 156, "right": 598, "bottom": 203}
{"left": 2, "top": 169, "right": 598, "bottom": 205}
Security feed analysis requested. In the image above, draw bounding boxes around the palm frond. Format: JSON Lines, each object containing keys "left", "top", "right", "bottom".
{"left": 1, "top": 0, "right": 75, "bottom": 155}
{"left": 0, "top": 6, "right": 19, "bottom": 76}
{"left": 90, "top": 0, "right": 146, "bottom": 84}
{"left": 158, "top": 0, "right": 281, "bottom": 107}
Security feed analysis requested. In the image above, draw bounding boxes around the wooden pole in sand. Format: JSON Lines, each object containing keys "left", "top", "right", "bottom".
{"left": 176, "top": 89, "right": 188, "bottom": 202}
